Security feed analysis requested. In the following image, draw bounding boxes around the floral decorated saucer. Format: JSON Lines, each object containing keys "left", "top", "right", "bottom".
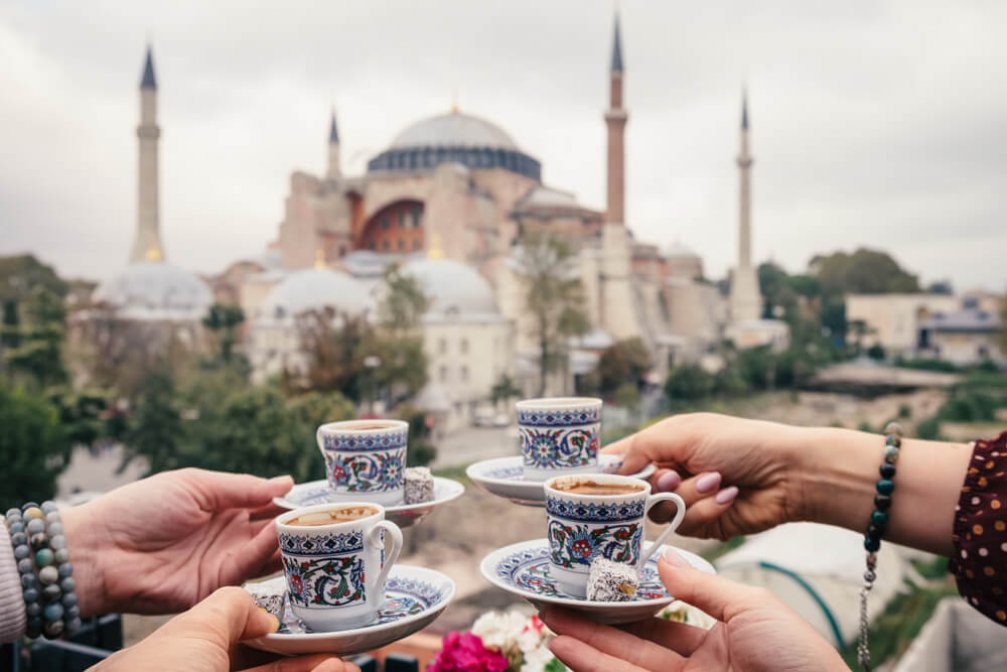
{"left": 466, "top": 455, "right": 656, "bottom": 507}
{"left": 480, "top": 539, "right": 714, "bottom": 625}
{"left": 273, "top": 477, "right": 464, "bottom": 529}
{"left": 244, "top": 565, "right": 455, "bottom": 656}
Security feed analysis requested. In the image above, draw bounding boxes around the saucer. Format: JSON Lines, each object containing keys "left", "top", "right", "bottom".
{"left": 274, "top": 477, "right": 464, "bottom": 528}
{"left": 466, "top": 455, "right": 657, "bottom": 506}
{"left": 480, "top": 539, "right": 714, "bottom": 625}
{"left": 244, "top": 565, "right": 455, "bottom": 656}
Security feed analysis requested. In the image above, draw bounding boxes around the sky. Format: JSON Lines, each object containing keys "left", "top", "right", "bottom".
{"left": 1, "top": 0, "right": 1005, "bottom": 291}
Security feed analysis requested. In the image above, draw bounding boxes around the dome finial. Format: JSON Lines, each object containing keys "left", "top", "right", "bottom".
{"left": 314, "top": 248, "right": 326, "bottom": 269}
{"left": 145, "top": 243, "right": 163, "bottom": 262}
{"left": 450, "top": 88, "right": 459, "bottom": 114}
{"left": 428, "top": 232, "right": 444, "bottom": 260}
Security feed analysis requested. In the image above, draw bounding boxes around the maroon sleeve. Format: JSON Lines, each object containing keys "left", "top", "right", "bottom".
{"left": 948, "top": 430, "right": 1007, "bottom": 625}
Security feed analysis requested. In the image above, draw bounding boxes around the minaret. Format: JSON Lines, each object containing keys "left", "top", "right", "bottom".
{"left": 729, "top": 89, "right": 762, "bottom": 323}
{"left": 129, "top": 45, "right": 165, "bottom": 263}
{"left": 599, "top": 13, "right": 641, "bottom": 341}
{"left": 605, "top": 13, "right": 627, "bottom": 225}
{"left": 326, "top": 108, "right": 341, "bottom": 180}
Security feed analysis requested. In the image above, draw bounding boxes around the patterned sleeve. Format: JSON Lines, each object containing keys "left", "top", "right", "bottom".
{"left": 949, "top": 430, "right": 1007, "bottom": 625}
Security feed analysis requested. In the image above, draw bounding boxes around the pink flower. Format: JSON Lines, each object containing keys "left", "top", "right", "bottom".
{"left": 428, "top": 632, "right": 509, "bottom": 672}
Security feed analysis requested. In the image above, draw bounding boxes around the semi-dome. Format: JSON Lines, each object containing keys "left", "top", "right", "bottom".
{"left": 367, "top": 111, "right": 541, "bottom": 181}
{"left": 390, "top": 112, "right": 518, "bottom": 150}
{"left": 93, "top": 261, "right": 212, "bottom": 321}
{"left": 400, "top": 258, "right": 498, "bottom": 317}
{"left": 666, "top": 240, "right": 700, "bottom": 259}
{"left": 262, "top": 267, "right": 371, "bottom": 319}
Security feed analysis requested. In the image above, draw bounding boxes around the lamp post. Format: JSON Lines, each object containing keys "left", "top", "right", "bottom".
{"left": 363, "top": 355, "right": 382, "bottom": 416}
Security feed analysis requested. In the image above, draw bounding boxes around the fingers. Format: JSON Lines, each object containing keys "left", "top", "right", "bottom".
{"left": 549, "top": 636, "right": 656, "bottom": 672}
{"left": 617, "top": 617, "right": 708, "bottom": 657}
{"left": 241, "top": 655, "right": 359, "bottom": 672}
{"left": 219, "top": 520, "right": 284, "bottom": 587}
{"left": 541, "top": 608, "right": 685, "bottom": 672}
{"left": 658, "top": 550, "right": 770, "bottom": 623}
{"left": 648, "top": 471, "right": 738, "bottom": 537}
{"left": 194, "top": 586, "right": 279, "bottom": 644}
{"left": 610, "top": 416, "right": 702, "bottom": 476}
{"left": 182, "top": 469, "right": 295, "bottom": 512}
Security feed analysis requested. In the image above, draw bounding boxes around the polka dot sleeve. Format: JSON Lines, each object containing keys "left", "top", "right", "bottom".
{"left": 949, "top": 430, "right": 1007, "bottom": 625}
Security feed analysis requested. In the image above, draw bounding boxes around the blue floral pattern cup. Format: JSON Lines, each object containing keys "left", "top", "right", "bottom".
{"left": 317, "top": 419, "right": 409, "bottom": 506}
{"left": 544, "top": 473, "right": 685, "bottom": 598}
{"left": 516, "top": 397, "right": 602, "bottom": 482}
{"left": 276, "top": 502, "right": 403, "bottom": 631}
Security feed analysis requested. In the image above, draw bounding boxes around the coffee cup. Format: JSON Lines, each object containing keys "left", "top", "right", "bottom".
{"left": 516, "top": 397, "right": 602, "bottom": 482}
{"left": 544, "top": 473, "right": 685, "bottom": 598}
{"left": 317, "top": 419, "right": 409, "bottom": 506}
{"left": 276, "top": 502, "right": 403, "bottom": 631}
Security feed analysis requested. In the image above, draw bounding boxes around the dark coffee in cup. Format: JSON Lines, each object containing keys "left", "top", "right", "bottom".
{"left": 287, "top": 505, "right": 377, "bottom": 527}
{"left": 556, "top": 481, "right": 646, "bottom": 496}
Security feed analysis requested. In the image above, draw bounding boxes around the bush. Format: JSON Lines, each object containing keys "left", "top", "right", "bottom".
{"left": 916, "top": 416, "right": 940, "bottom": 440}
{"left": 612, "top": 382, "right": 641, "bottom": 409}
{"left": 894, "top": 357, "right": 958, "bottom": 373}
{"left": 939, "top": 393, "right": 998, "bottom": 422}
{"left": 898, "top": 403, "right": 912, "bottom": 419}
{"left": 664, "top": 365, "right": 715, "bottom": 401}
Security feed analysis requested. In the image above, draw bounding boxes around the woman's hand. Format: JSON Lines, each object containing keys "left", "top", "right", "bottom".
{"left": 63, "top": 468, "right": 294, "bottom": 615}
{"left": 606, "top": 413, "right": 811, "bottom": 539}
{"left": 92, "top": 587, "right": 357, "bottom": 672}
{"left": 542, "top": 549, "right": 846, "bottom": 672}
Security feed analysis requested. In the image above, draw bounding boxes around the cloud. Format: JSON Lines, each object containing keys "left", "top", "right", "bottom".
{"left": 1, "top": 0, "right": 1005, "bottom": 291}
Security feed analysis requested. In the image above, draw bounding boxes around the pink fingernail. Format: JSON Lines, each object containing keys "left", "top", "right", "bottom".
{"left": 662, "top": 548, "right": 688, "bottom": 567}
{"left": 656, "top": 471, "right": 681, "bottom": 492}
{"left": 695, "top": 472, "right": 721, "bottom": 494}
{"left": 715, "top": 486, "right": 739, "bottom": 505}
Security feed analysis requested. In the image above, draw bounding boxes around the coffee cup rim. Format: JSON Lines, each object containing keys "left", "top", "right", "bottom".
{"left": 317, "top": 419, "right": 409, "bottom": 434}
{"left": 544, "top": 473, "right": 651, "bottom": 498}
{"left": 276, "top": 502, "right": 385, "bottom": 530}
{"left": 515, "top": 397, "right": 602, "bottom": 410}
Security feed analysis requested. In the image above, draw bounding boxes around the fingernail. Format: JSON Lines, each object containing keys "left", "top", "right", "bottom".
{"left": 715, "top": 485, "right": 739, "bottom": 505}
{"left": 267, "top": 614, "right": 280, "bottom": 631}
{"left": 695, "top": 472, "right": 721, "bottom": 494}
{"left": 661, "top": 548, "right": 688, "bottom": 567}
{"left": 269, "top": 475, "right": 293, "bottom": 486}
{"left": 656, "top": 471, "right": 681, "bottom": 492}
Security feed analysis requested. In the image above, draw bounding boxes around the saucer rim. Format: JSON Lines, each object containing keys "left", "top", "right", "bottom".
{"left": 253, "top": 564, "right": 456, "bottom": 642}
{"left": 272, "top": 476, "right": 465, "bottom": 512}
{"left": 480, "top": 538, "right": 714, "bottom": 609}
{"left": 466, "top": 456, "right": 657, "bottom": 495}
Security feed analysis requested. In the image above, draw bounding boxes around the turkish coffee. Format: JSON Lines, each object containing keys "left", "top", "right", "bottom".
{"left": 287, "top": 505, "right": 376, "bottom": 526}
{"left": 556, "top": 481, "right": 645, "bottom": 496}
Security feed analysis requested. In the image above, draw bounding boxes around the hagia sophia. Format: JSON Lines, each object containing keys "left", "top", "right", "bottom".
{"left": 89, "top": 16, "right": 787, "bottom": 431}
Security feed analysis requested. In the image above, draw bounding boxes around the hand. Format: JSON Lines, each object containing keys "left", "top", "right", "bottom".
{"left": 542, "top": 550, "right": 846, "bottom": 672}
{"left": 92, "top": 587, "right": 358, "bottom": 672}
{"left": 606, "top": 413, "right": 808, "bottom": 540}
{"left": 63, "top": 468, "right": 294, "bottom": 615}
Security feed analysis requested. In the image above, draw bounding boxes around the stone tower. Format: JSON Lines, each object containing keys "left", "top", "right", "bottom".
{"left": 729, "top": 89, "right": 762, "bottom": 323}
{"left": 129, "top": 46, "right": 165, "bottom": 263}
{"left": 599, "top": 14, "right": 641, "bottom": 341}
{"left": 326, "top": 108, "right": 341, "bottom": 180}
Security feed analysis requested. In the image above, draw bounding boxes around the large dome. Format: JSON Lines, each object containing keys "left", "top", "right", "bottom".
{"left": 367, "top": 111, "right": 541, "bottom": 181}
{"left": 390, "top": 112, "right": 518, "bottom": 150}
{"left": 400, "top": 258, "right": 498, "bottom": 317}
{"left": 262, "top": 267, "right": 371, "bottom": 319}
{"left": 93, "top": 261, "right": 212, "bottom": 321}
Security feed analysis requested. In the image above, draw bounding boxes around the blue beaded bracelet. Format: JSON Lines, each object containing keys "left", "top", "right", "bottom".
{"left": 5, "top": 506, "right": 43, "bottom": 639}
{"left": 857, "top": 422, "right": 903, "bottom": 672}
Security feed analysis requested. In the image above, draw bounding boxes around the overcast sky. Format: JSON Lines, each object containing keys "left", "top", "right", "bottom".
{"left": 1, "top": 1, "right": 1005, "bottom": 291}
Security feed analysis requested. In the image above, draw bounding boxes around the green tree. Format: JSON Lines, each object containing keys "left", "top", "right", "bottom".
{"left": 809, "top": 248, "right": 920, "bottom": 295}
{"left": 596, "top": 338, "right": 653, "bottom": 396}
{"left": 0, "top": 382, "right": 71, "bottom": 509}
{"left": 376, "top": 265, "right": 431, "bottom": 336}
{"left": 515, "top": 234, "right": 590, "bottom": 395}
{"left": 396, "top": 403, "right": 437, "bottom": 467}
{"left": 664, "top": 364, "right": 715, "bottom": 401}
{"left": 202, "top": 303, "right": 245, "bottom": 364}
{"left": 0, "top": 254, "right": 68, "bottom": 303}
{"left": 491, "top": 374, "right": 523, "bottom": 404}
{"left": 123, "top": 369, "right": 184, "bottom": 473}
{"left": 4, "top": 287, "right": 69, "bottom": 389}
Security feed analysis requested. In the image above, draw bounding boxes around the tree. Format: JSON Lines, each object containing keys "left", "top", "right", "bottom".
{"left": 0, "top": 254, "right": 68, "bottom": 303}
{"left": 514, "top": 234, "right": 590, "bottom": 395}
{"left": 491, "top": 374, "right": 523, "bottom": 404}
{"left": 664, "top": 365, "right": 715, "bottom": 401}
{"left": 596, "top": 338, "right": 653, "bottom": 396}
{"left": 371, "top": 267, "right": 430, "bottom": 402}
{"left": 376, "top": 265, "right": 431, "bottom": 336}
{"left": 294, "top": 310, "right": 370, "bottom": 401}
{"left": 4, "top": 287, "right": 69, "bottom": 389}
{"left": 123, "top": 369, "right": 184, "bottom": 474}
{"left": 809, "top": 248, "right": 920, "bottom": 295}
{"left": 202, "top": 303, "right": 245, "bottom": 364}
{"left": 0, "top": 382, "right": 71, "bottom": 510}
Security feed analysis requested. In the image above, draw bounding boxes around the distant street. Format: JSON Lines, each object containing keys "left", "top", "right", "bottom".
{"left": 430, "top": 425, "right": 518, "bottom": 470}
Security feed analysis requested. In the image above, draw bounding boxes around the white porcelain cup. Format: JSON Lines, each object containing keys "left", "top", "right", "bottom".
{"left": 316, "top": 419, "right": 409, "bottom": 506}
{"left": 516, "top": 397, "right": 602, "bottom": 482}
{"left": 276, "top": 502, "right": 403, "bottom": 631}
{"left": 544, "top": 473, "right": 686, "bottom": 598}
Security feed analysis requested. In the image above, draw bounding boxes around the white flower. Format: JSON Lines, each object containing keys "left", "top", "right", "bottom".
{"left": 472, "top": 610, "right": 529, "bottom": 653}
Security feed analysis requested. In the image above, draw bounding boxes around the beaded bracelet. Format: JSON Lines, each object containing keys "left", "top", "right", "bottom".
{"left": 857, "top": 422, "right": 903, "bottom": 672}
{"left": 5, "top": 501, "right": 80, "bottom": 640}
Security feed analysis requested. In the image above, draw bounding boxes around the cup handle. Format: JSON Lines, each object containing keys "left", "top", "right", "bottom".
{"left": 637, "top": 492, "right": 686, "bottom": 573}
{"left": 368, "top": 520, "right": 403, "bottom": 590}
